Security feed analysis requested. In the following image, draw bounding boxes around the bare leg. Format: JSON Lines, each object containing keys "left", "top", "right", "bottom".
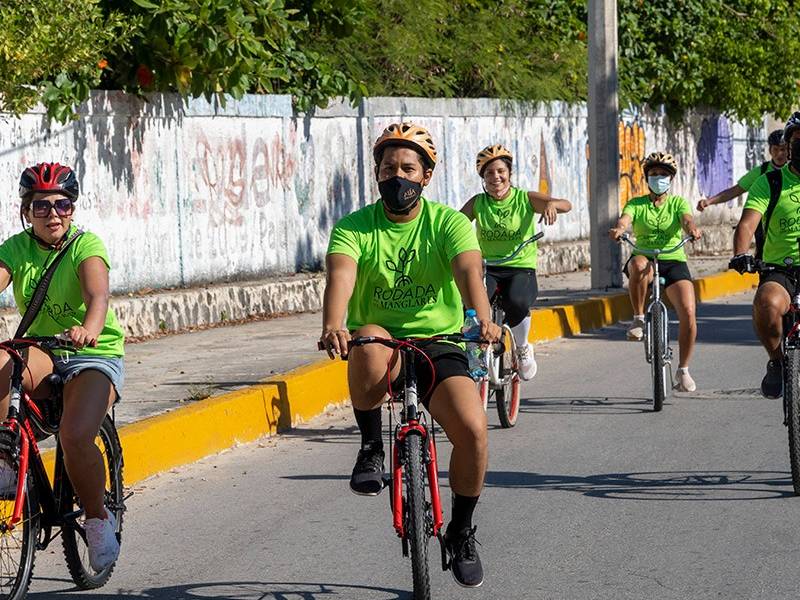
{"left": 666, "top": 280, "right": 697, "bottom": 368}
{"left": 753, "top": 282, "right": 790, "bottom": 361}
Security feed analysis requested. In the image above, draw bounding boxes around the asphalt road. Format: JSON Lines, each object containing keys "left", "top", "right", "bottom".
{"left": 27, "top": 290, "right": 800, "bottom": 600}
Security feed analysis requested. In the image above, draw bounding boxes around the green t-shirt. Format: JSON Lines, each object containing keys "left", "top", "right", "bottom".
{"left": 0, "top": 227, "right": 125, "bottom": 357}
{"left": 327, "top": 198, "right": 480, "bottom": 338}
{"left": 622, "top": 194, "right": 692, "bottom": 262}
{"left": 738, "top": 161, "right": 776, "bottom": 191}
{"left": 473, "top": 187, "right": 537, "bottom": 269}
{"left": 744, "top": 164, "right": 800, "bottom": 265}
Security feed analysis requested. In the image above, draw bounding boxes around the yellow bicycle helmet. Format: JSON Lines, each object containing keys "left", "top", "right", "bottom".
{"left": 373, "top": 123, "right": 437, "bottom": 169}
{"left": 476, "top": 144, "right": 513, "bottom": 176}
{"left": 641, "top": 151, "right": 678, "bottom": 176}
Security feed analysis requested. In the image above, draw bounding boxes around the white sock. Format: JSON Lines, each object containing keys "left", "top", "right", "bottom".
{"left": 511, "top": 316, "right": 532, "bottom": 348}
{"left": 633, "top": 314, "right": 644, "bottom": 321}
{"left": 677, "top": 367, "right": 689, "bottom": 374}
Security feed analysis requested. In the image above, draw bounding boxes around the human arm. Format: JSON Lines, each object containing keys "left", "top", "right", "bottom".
{"left": 320, "top": 253, "right": 357, "bottom": 359}
{"left": 451, "top": 250, "right": 501, "bottom": 342}
{"left": 681, "top": 213, "right": 702, "bottom": 240}
{"left": 733, "top": 209, "right": 762, "bottom": 256}
{"left": 527, "top": 191, "right": 572, "bottom": 225}
{"left": 72, "top": 257, "right": 111, "bottom": 348}
{"left": 697, "top": 184, "right": 745, "bottom": 212}
{"left": 0, "top": 262, "right": 11, "bottom": 294}
{"left": 608, "top": 213, "right": 633, "bottom": 241}
{"left": 459, "top": 195, "right": 479, "bottom": 221}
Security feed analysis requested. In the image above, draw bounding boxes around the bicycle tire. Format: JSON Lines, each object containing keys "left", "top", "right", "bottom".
{"left": 405, "top": 432, "right": 431, "bottom": 600}
{"left": 785, "top": 348, "right": 800, "bottom": 495}
{"left": 496, "top": 328, "right": 521, "bottom": 428}
{"left": 651, "top": 307, "right": 666, "bottom": 412}
{"left": 62, "top": 415, "right": 124, "bottom": 589}
{"left": 0, "top": 473, "right": 38, "bottom": 600}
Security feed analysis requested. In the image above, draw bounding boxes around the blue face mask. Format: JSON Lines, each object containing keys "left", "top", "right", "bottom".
{"left": 647, "top": 175, "right": 671, "bottom": 196}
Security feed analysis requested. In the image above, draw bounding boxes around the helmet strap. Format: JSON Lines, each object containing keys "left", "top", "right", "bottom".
{"left": 19, "top": 214, "right": 69, "bottom": 250}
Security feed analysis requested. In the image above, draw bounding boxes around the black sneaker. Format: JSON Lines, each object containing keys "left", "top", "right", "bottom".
{"left": 349, "top": 444, "right": 384, "bottom": 496}
{"left": 444, "top": 526, "right": 483, "bottom": 588}
{"left": 762, "top": 359, "right": 783, "bottom": 399}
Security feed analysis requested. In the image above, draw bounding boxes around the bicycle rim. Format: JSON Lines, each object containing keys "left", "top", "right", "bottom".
{"left": 62, "top": 416, "right": 124, "bottom": 589}
{"left": 651, "top": 308, "right": 666, "bottom": 412}
{"left": 0, "top": 473, "right": 38, "bottom": 600}
{"left": 496, "top": 328, "right": 520, "bottom": 428}
{"left": 785, "top": 348, "right": 800, "bottom": 495}
{"left": 404, "top": 433, "right": 431, "bottom": 600}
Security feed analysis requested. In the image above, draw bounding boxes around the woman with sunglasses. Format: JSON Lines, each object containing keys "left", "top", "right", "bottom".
{"left": 0, "top": 163, "right": 125, "bottom": 572}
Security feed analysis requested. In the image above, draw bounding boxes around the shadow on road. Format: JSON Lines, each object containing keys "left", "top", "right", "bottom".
{"left": 519, "top": 396, "right": 653, "bottom": 415}
{"left": 484, "top": 469, "right": 793, "bottom": 501}
{"left": 30, "top": 579, "right": 411, "bottom": 599}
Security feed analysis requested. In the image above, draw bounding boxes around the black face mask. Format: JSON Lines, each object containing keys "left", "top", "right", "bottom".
{"left": 378, "top": 176, "right": 423, "bottom": 215}
{"left": 791, "top": 139, "right": 800, "bottom": 171}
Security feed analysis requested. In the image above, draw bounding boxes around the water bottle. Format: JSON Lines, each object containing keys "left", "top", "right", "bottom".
{"left": 462, "top": 309, "right": 487, "bottom": 379}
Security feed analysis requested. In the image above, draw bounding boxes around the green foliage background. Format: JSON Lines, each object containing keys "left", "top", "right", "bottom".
{"left": 0, "top": 0, "right": 797, "bottom": 123}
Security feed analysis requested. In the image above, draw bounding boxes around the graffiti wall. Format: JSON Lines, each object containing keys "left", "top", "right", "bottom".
{"left": 0, "top": 93, "right": 768, "bottom": 297}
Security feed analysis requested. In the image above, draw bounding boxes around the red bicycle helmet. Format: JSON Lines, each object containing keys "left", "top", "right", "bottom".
{"left": 19, "top": 163, "right": 79, "bottom": 200}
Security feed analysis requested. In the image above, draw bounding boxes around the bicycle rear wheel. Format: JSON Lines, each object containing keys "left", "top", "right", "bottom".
{"left": 496, "top": 328, "right": 521, "bottom": 428}
{"left": 404, "top": 432, "right": 431, "bottom": 600}
{"left": 785, "top": 347, "right": 800, "bottom": 495}
{"left": 650, "top": 307, "right": 667, "bottom": 412}
{"left": 62, "top": 415, "right": 124, "bottom": 589}
{"left": 0, "top": 472, "right": 38, "bottom": 600}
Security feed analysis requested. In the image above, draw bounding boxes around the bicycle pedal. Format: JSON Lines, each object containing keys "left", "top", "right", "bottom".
{"left": 381, "top": 474, "right": 392, "bottom": 489}
{"left": 438, "top": 534, "right": 451, "bottom": 571}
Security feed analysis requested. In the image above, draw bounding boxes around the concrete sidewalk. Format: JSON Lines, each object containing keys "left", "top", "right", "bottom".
{"left": 119, "top": 257, "right": 731, "bottom": 429}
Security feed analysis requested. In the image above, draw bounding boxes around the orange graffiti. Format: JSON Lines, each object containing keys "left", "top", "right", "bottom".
{"left": 618, "top": 120, "right": 647, "bottom": 209}
{"left": 538, "top": 132, "right": 552, "bottom": 195}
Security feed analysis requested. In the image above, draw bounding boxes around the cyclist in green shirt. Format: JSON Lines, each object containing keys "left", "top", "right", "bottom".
{"left": 321, "top": 123, "right": 501, "bottom": 588}
{"left": 697, "top": 129, "right": 787, "bottom": 212}
{"left": 0, "top": 163, "right": 124, "bottom": 571}
{"left": 459, "top": 144, "right": 572, "bottom": 380}
{"left": 731, "top": 113, "right": 800, "bottom": 398}
{"left": 609, "top": 152, "right": 702, "bottom": 392}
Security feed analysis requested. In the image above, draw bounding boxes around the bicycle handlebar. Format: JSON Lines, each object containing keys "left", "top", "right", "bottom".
{"left": 618, "top": 233, "right": 694, "bottom": 257}
{"left": 317, "top": 334, "right": 489, "bottom": 352}
{"left": 485, "top": 231, "right": 545, "bottom": 266}
{"left": 0, "top": 334, "right": 76, "bottom": 354}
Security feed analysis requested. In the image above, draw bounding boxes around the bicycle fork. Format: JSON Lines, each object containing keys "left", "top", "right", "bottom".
{"left": 391, "top": 422, "right": 444, "bottom": 541}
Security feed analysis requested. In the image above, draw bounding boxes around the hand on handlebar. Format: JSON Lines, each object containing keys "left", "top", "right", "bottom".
{"left": 729, "top": 253, "right": 756, "bottom": 274}
{"left": 320, "top": 328, "right": 352, "bottom": 359}
{"left": 687, "top": 226, "right": 702, "bottom": 241}
{"left": 64, "top": 326, "right": 97, "bottom": 350}
{"left": 480, "top": 320, "right": 502, "bottom": 343}
{"left": 608, "top": 227, "right": 625, "bottom": 241}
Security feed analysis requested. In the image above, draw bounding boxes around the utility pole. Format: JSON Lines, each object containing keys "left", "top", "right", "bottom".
{"left": 588, "top": 0, "right": 622, "bottom": 288}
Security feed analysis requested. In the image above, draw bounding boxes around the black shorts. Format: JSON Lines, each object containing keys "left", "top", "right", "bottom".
{"left": 390, "top": 341, "right": 470, "bottom": 408}
{"left": 623, "top": 257, "right": 692, "bottom": 288}
{"left": 759, "top": 269, "right": 799, "bottom": 297}
{"left": 485, "top": 266, "right": 538, "bottom": 327}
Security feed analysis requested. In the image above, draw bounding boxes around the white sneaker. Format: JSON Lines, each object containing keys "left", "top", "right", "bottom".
{"left": 0, "top": 461, "right": 18, "bottom": 496}
{"left": 674, "top": 368, "right": 696, "bottom": 392}
{"left": 85, "top": 508, "right": 120, "bottom": 572}
{"left": 516, "top": 343, "right": 538, "bottom": 381}
{"left": 627, "top": 318, "right": 645, "bottom": 341}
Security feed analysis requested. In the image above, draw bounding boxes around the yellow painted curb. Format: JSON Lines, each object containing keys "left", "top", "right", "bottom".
{"left": 100, "top": 269, "right": 757, "bottom": 486}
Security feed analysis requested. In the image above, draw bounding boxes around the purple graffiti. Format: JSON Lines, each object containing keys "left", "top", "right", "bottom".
{"left": 696, "top": 115, "right": 733, "bottom": 197}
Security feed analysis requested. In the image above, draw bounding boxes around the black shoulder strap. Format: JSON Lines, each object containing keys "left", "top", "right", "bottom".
{"left": 760, "top": 160, "right": 771, "bottom": 175}
{"left": 763, "top": 169, "right": 783, "bottom": 233}
{"left": 14, "top": 230, "right": 84, "bottom": 339}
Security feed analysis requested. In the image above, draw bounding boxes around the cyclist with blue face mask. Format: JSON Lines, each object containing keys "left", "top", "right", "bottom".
{"left": 609, "top": 152, "right": 702, "bottom": 392}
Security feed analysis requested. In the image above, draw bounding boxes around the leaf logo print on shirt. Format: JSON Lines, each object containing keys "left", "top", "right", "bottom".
{"left": 385, "top": 246, "right": 417, "bottom": 287}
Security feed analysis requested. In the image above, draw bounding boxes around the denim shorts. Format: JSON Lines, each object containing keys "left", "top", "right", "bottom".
{"left": 52, "top": 355, "right": 125, "bottom": 401}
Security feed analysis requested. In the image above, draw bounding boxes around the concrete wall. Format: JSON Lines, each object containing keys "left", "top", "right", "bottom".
{"left": 0, "top": 93, "right": 767, "bottom": 302}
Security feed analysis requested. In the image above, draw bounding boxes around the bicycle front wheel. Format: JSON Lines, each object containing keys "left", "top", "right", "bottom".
{"left": 61, "top": 415, "right": 124, "bottom": 589}
{"left": 785, "top": 347, "right": 800, "bottom": 495}
{"left": 405, "top": 432, "right": 431, "bottom": 600}
{"left": 496, "top": 328, "right": 521, "bottom": 428}
{"left": 0, "top": 472, "right": 38, "bottom": 600}
{"left": 650, "top": 308, "right": 667, "bottom": 412}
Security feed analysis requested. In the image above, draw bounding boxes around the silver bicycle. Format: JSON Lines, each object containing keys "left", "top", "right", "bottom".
{"left": 619, "top": 234, "right": 693, "bottom": 412}
{"left": 478, "top": 231, "right": 544, "bottom": 427}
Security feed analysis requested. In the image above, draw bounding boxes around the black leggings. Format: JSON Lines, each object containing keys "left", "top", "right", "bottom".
{"left": 485, "top": 266, "right": 538, "bottom": 327}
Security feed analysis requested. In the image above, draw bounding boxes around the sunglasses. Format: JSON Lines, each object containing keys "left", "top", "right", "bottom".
{"left": 30, "top": 198, "right": 74, "bottom": 218}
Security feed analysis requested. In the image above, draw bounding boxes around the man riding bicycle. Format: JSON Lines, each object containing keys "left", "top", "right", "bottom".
{"left": 459, "top": 144, "right": 572, "bottom": 380}
{"left": 320, "top": 123, "right": 501, "bottom": 588}
{"left": 731, "top": 113, "right": 800, "bottom": 399}
{"left": 609, "top": 152, "right": 702, "bottom": 392}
